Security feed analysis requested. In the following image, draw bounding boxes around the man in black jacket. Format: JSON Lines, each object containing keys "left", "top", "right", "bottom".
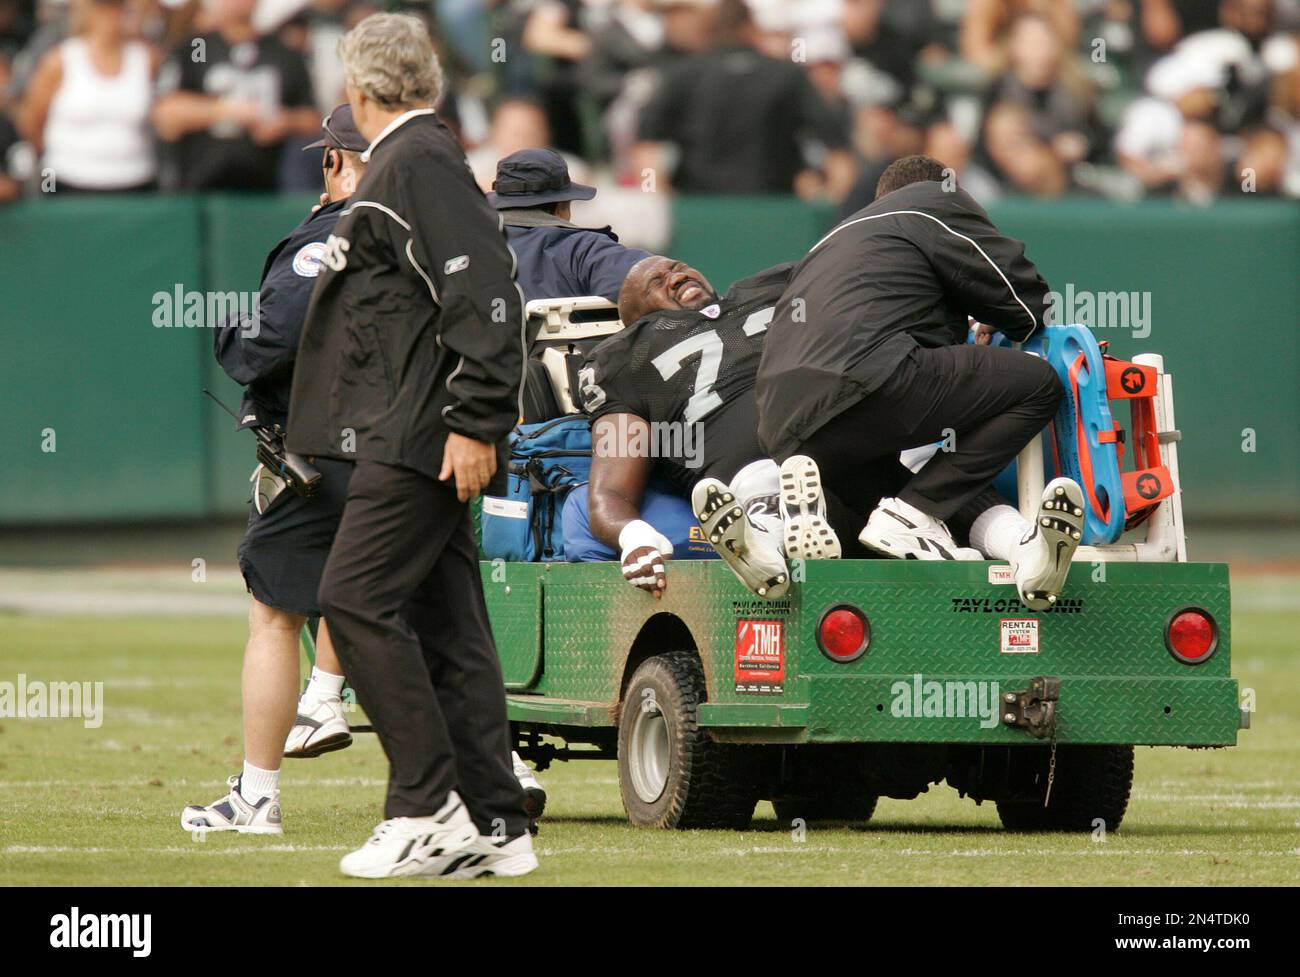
{"left": 287, "top": 13, "right": 535, "bottom": 880}
{"left": 757, "top": 155, "right": 1071, "bottom": 564}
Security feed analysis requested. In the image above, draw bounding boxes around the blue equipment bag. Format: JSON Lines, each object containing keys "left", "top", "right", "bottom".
{"left": 481, "top": 417, "right": 592, "bottom": 562}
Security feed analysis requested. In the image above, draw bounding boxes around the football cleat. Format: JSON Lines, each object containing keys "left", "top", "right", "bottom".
{"left": 444, "top": 831, "right": 539, "bottom": 880}
{"left": 512, "top": 751, "right": 546, "bottom": 826}
{"left": 339, "top": 791, "right": 480, "bottom": 879}
{"left": 778, "top": 455, "right": 842, "bottom": 560}
{"left": 181, "top": 775, "right": 282, "bottom": 835}
{"left": 691, "top": 478, "right": 790, "bottom": 599}
{"left": 859, "top": 497, "right": 983, "bottom": 561}
{"left": 1014, "top": 477, "right": 1085, "bottom": 611}
{"left": 284, "top": 695, "right": 353, "bottom": 759}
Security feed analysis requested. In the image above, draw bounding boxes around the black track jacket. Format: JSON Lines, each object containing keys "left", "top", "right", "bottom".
{"left": 756, "top": 180, "right": 1051, "bottom": 458}
{"left": 287, "top": 110, "right": 524, "bottom": 486}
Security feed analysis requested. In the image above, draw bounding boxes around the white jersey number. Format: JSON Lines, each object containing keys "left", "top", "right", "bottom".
{"left": 649, "top": 308, "right": 774, "bottom": 425}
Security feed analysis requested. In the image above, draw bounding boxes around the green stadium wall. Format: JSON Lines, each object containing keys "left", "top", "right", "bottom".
{"left": 1, "top": 194, "right": 1296, "bottom": 525}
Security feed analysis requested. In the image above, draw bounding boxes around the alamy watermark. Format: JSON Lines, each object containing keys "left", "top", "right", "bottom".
{"left": 592, "top": 412, "right": 705, "bottom": 470}
{"left": 889, "top": 673, "right": 1000, "bottom": 729}
{"left": 1044, "top": 283, "right": 1151, "bottom": 338}
{"left": 152, "top": 284, "right": 260, "bottom": 337}
{"left": 0, "top": 674, "right": 104, "bottom": 728}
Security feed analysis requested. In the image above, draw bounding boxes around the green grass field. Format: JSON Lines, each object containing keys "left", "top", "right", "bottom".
{"left": 1, "top": 576, "right": 1298, "bottom": 886}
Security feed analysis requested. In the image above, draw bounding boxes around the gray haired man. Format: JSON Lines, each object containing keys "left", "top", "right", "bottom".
{"left": 288, "top": 13, "right": 536, "bottom": 879}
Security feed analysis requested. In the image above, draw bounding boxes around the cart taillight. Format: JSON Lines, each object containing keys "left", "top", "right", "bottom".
{"left": 1166, "top": 606, "right": 1218, "bottom": 664}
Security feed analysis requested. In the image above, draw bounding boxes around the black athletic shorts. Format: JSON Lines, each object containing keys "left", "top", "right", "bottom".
{"left": 237, "top": 457, "right": 353, "bottom": 617}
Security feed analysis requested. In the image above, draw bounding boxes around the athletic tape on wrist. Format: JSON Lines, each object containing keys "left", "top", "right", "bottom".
{"left": 618, "top": 519, "right": 674, "bottom": 562}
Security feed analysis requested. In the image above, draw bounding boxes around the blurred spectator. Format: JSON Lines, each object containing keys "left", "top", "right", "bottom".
{"left": 1269, "top": 59, "right": 1300, "bottom": 196}
{"left": 836, "top": 94, "right": 930, "bottom": 215}
{"left": 979, "top": 12, "right": 1101, "bottom": 188}
{"left": 983, "top": 101, "right": 1070, "bottom": 195}
{"left": 0, "top": 0, "right": 34, "bottom": 58}
{"left": 580, "top": 0, "right": 665, "bottom": 113}
{"left": 1175, "top": 117, "right": 1227, "bottom": 201}
{"left": 1234, "top": 123, "right": 1287, "bottom": 192}
{"left": 466, "top": 95, "right": 591, "bottom": 192}
{"left": 633, "top": 0, "right": 855, "bottom": 199}
{"left": 0, "top": 51, "right": 26, "bottom": 201}
{"left": 1114, "top": 92, "right": 1186, "bottom": 190}
{"left": 151, "top": 0, "right": 318, "bottom": 190}
{"left": 18, "top": 0, "right": 159, "bottom": 192}
{"left": 521, "top": 0, "right": 592, "bottom": 155}
{"left": 1139, "top": 0, "right": 1222, "bottom": 53}
{"left": 844, "top": 0, "right": 949, "bottom": 92}
{"left": 961, "top": 0, "right": 1079, "bottom": 76}
{"left": 1145, "top": 0, "right": 1283, "bottom": 135}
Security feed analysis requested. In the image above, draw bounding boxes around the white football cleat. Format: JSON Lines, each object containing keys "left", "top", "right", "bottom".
{"left": 446, "top": 831, "right": 539, "bottom": 879}
{"left": 284, "top": 695, "right": 353, "bottom": 759}
{"left": 339, "top": 791, "right": 480, "bottom": 879}
{"left": 512, "top": 751, "right": 546, "bottom": 822}
{"left": 1014, "top": 477, "right": 1085, "bottom": 611}
{"left": 181, "top": 775, "right": 282, "bottom": 835}
{"left": 691, "top": 478, "right": 790, "bottom": 599}
{"left": 859, "top": 497, "right": 983, "bottom": 561}
{"left": 778, "top": 455, "right": 842, "bottom": 560}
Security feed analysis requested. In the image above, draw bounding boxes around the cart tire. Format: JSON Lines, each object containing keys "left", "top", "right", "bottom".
{"left": 618, "top": 652, "right": 759, "bottom": 830}
{"left": 996, "top": 745, "right": 1134, "bottom": 832}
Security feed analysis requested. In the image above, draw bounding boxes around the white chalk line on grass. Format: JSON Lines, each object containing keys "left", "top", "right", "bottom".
{"left": 0, "top": 778, "right": 391, "bottom": 789}
{"left": 4, "top": 844, "right": 343, "bottom": 855}
{"left": 4, "top": 844, "right": 1295, "bottom": 860}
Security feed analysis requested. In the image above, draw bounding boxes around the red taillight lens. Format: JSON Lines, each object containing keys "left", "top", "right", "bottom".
{"left": 817, "top": 605, "right": 870, "bottom": 663}
{"left": 1166, "top": 607, "right": 1218, "bottom": 664}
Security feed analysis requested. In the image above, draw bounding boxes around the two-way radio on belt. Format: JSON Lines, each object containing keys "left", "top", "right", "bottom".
{"left": 202, "top": 389, "right": 322, "bottom": 498}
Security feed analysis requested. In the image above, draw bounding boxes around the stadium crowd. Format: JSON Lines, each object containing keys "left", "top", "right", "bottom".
{"left": 1, "top": 0, "right": 1299, "bottom": 208}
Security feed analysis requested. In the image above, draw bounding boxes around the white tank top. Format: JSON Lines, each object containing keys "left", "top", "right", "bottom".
{"left": 44, "top": 39, "right": 156, "bottom": 189}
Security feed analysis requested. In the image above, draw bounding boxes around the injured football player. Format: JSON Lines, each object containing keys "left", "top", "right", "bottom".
{"left": 578, "top": 254, "right": 1084, "bottom": 610}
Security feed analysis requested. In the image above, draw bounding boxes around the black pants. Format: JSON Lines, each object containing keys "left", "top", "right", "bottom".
{"left": 318, "top": 460, "right": 527, "bottom": 836}
{"left": 797, "top": 344, "right": 1063, "bottom": 524}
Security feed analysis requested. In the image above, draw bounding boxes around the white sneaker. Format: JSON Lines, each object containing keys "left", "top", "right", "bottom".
{"left": 859, "top": 497, "right": 983, "bottom": 561}
{"left": 447, "top": 831, "right": 539, "bottom": 879}
{"left": 691, "top": 478, "right": 790, "bottom": 599}
{"left": 339, "top": 791, "right": 480, "bottom": 879}
{"left": 512, "top": 751, "right": 546, "bottom": 821}
{"left": 181, "top": 775, "right": 282, "bottom": 835}
{"left": 284, "top": 695, "right": 353, "bottom": 759}
{"left": 1014, "top": 477, "right": 1085, "bottom": 611}
{"left": 778, "top": 455, "right": 842, "bottom": 560}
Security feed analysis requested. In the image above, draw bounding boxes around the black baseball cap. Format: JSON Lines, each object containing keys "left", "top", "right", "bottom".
{"left": 304, "top": 104, "right": 368, "bottom": 152}
{"left": 487, "top": 148, "right": 596, "bottom": 209}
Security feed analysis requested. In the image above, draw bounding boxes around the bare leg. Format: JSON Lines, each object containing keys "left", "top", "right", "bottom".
{"left": 312, "top": 618, "right": 344, "bottom": 678}
{"left": 242, "top": 598, "right": 305, "bottom": 770}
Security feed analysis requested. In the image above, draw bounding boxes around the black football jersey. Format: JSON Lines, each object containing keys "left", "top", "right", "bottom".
{"left": 580, "top": 263, "right": 793, "bottom": 488}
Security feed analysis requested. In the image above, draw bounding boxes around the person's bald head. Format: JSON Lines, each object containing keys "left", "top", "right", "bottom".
{"left": 618, "top": 256, "right": 718, "bottom": 325}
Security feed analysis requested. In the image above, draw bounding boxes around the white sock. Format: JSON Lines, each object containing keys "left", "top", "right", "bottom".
{"left": 305, "top": 666, "right": 344, "bottom": 702}
{"left": 968, "top": 504, "right": 1031, "bottom": 561}
{"left": 240, "top": 760, "right": 280, "bottom": 803}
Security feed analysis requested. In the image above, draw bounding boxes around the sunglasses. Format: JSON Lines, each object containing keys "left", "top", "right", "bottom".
{"left": 321, "top": 111, "right": 348, "bottom": 152}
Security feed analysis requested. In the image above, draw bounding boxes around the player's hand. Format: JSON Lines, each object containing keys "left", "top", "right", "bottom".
{"left": 972, "top": 321, "right": 997, "bottom": 345}
{"left": 439, "top": 433, "right": 497, "bottom": 502}
{"left": 311, "top": 191, "right": 329, "bottom": 214}
{"left": 618, "top": 520, "right": 675, "bottom": 599}
{"left": 621, "top": 544, "right": 668, "bottom": 598}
